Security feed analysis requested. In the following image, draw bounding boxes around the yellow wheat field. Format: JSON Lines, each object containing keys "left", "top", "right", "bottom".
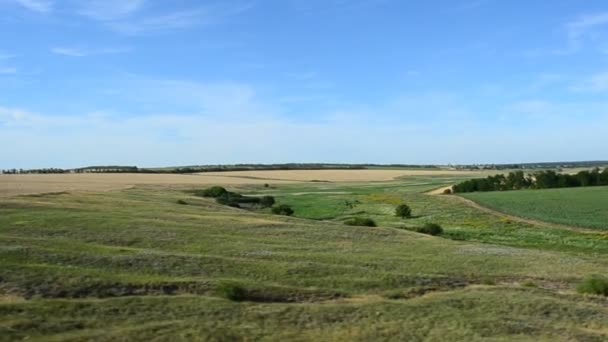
{"left": 0, "top": 169, "right": 485, "bottom": 197}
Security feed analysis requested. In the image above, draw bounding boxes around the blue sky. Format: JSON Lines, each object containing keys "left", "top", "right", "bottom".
{"left": 1, "top": 0, "right": 608, "bottom": 168}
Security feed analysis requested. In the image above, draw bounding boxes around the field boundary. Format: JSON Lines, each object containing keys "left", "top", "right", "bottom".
{"left": 426, "top": 187, "right": 601, "bottom": 234}
{"left": 454, "top": 195, "right": 602, "bottom": 233}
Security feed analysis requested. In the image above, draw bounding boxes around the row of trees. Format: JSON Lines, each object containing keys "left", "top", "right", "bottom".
{"left": 1, "top": 164, "right": 369, "bottom": 175}
{"left": 1, "top": 168, "right": 69, "bottom": 174}
{"left": 453, "top": 168, "right": 608, "bottom": 193}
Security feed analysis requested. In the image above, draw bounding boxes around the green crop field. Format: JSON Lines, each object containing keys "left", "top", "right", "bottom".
{"left": 2, "top": 177, "right": 608, "bottom": 341}
{"left": 461, "top": 186, "right": 608, "bottom": 230}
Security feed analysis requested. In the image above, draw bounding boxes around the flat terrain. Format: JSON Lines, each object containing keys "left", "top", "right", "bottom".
{"left": 200, "top": 169, "right": 489, "bottom": 182}
{"left": 0, "top": 169, "right": 487, "bottom": 198}
{"left": 461, "top": 186, "right": 608, "bottom": 230}
{"left": 1, "top": 174, "right": 608, "bottom": 340}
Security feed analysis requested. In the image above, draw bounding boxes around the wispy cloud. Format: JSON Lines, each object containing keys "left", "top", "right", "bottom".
{"left": 50, "top": 46, "right": 131, "bottom": 57}
{"left": 73, "top": 1, "right": 254, "bottom": 35}
{"left": 0, "top": 107, "right": 31, "bottom": 123}
{"left": 106, "top": 9, "right": 209, "bottom": 35}
{"left": 0, "top": 53, "right": 16, "bottom": 60}
{"left": 291, "top": 0, "right": 389, "bottom": 14}
{"left": 571, "top": 71, "right": 608, "bottom": 93}
{"left": 561, "top": 12, "right": 608, "bottom": 54}
{"left": 76, "top": 0, "right": 145, "bottom": 21}
{"left": 0, "top": 67, "right": 18, "bottom": 74}
{"left": 12, "top": 0, "right": 52, "bottom": 13}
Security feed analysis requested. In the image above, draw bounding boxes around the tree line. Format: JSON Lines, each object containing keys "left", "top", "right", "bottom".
{"left": 453, "top": 168, "right": 608, "bottom": 193}
{"left": 1, "top": 164, "right": 369, "bottom": 175}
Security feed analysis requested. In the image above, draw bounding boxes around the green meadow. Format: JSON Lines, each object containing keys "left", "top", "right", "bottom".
{"left": 461, "top": 186, "right": 608, "bottom": 230}
{"left": 2, "top": 177, "right": 608, "bottom": 341}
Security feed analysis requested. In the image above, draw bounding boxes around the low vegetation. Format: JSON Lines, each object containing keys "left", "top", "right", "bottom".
{"left": 395, "top": 203, "right": 412, "bottom": 219}
{"left": 2, "top": 171, "right": 608, "bottom": 340}
{"left": 196, "top": 187, "right": 276, "bottom": 209}
{"left": 271, "top": 204, "right": 295, "bottom": 216}
{"left": 216, "top": 282, "right": 248, "bottom": 301}
{"left": 415, "top": 223, "right": 443, "bottom": 236}
{"left": 344, "top": 217, "right": 377, "bottom": 227}
{"left": 197, "top": 186, "right": 229, "bottom": 198}
{"left": 577, "top": 275, "right": 608, "bottom": 296}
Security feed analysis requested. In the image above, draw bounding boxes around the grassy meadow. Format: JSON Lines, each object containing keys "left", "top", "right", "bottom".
{"left": 2, "top": 174, "right": 608, "bottom": 340}
{"left": 461, "top": 186, "right": 608, "bottom": 230}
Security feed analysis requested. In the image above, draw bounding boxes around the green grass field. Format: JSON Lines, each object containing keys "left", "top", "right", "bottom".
{"left": 461, "top": 186, "right": 608, "bottom": 230}
{"left": 2, "top": 179, "right": 608, "bottom": 341}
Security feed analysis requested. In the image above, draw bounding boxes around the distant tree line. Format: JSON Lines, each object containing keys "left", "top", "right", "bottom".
{"left": 453, "top": 168, "right": 608, "bottom": 193}
{"left": 1, "top": 168, "right": 69, "bottom": 174}
{"left": 452, "top": 161, "right": 608, "bottom": 171}
{"left": 1, "top": 164, "right": 372, "bottom": 175}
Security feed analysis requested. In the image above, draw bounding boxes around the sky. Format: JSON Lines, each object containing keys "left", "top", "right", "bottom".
{"left": 1, "top": 0, "right": 608, "bottom": 168}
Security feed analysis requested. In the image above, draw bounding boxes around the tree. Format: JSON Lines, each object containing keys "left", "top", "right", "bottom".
{"left": 260, "top": 196, "right": 275, "bottom": 208}
{"left": 395, "top": 204, "right": 412, "bottom": 219}
{"left": 272, "top": 204, "right": 294, "bottom": 216}
{"left": 416, "top": 223, "right": 443, "bottom": 236}
{"left": 198, "top": 186, "right": 228, "bottom": 198}
{"left": 344, "top": 217, "right": 376, "bottom": 227}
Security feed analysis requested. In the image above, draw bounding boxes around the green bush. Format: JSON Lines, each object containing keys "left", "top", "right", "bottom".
{"left": 216, "top": 193, "right": 244, "bottom": 208}
{"left": 395, "top": 204, "right": 412, "bottom": 219}
{"left": 197, "top": 186, "right": 228, "bottom": 198}
{"left": 272, "top": 204, "right": 294, "bottom": 216}
{"left": 416, "top": 223, "right": 443, "bottom": 236}
{"left": 577, "top": 275, "right": 608, "bottom": 296}
{"left": 443, "top": 188, "right": 452, "bottom": 195}
{"left": 176, "top": 199, "right": 188, "bottom": 205}
{"left": 344, "top": 217, "right": 377, "bottom": 227}
{"left": 217, "top": 282, "right": 247, "bottom": 301}
{"left": 260, "top": 196, "right": 276, "bottom": 208}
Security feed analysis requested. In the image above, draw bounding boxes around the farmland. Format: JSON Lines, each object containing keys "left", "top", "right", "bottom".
{"left": 0, "top": 169, "right": 489, "bottom": 198}
{"left": 2, "top": 171, "right": 608, "bottom": 340}
{"left": 461, "top": 186, "right": 608, "bottom": 230}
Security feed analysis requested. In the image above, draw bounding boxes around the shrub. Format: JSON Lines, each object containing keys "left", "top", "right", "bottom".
{"left": 443, "top": 188, "right": 452, "bottom": 195}
{"left": 344, "top": 217, "right": 377, "bottom": 227}
{"left": 395, "top": 204, "right": 412, "bottom": 219}
{"left": 577, "top": 275, "right": 608, "bottom": 296}
{"left": 215, "top": 193, "right": 244, "bottom": 208}
{"left": 217, "top": 282, "right": 247, "bottom": 301}
{"left": 260, "top": 196, "right": 276, "bottom": 208}
{"left": 197, "top": 186, "right": 228, "bottom": 198}
{"left": 264, "top": 183, "right": 270, "bottom": 188}
{"left": 176, "top": 199, "right": 188, "bottom": 205}
{"left": 272, "top": 204, "right": 294, "bottom": 216}
{"left": 416, "top": 223, "right": 443, "bottom": 236}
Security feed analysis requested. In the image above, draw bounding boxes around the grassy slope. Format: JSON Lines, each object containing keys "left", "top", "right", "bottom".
{"left": 244, "top": 179, "right": 608, "bottom": 255}
{"left": 1, "top": 182, "right": 608, "bottom": 340}
{"left": 460, "top": 186, "right": 608, "bottom": 230}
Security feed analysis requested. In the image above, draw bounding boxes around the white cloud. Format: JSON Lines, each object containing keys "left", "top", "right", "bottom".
{"left": 72, "top": 1, "right": 254, "bottom": 35}
{"left": 291, "top": 0, "right": 389, "bottom": 13}
{"left": 567, "top": 12, "right": 608, "bottom": 40}
{"left": 12, "top": 0, "right": 52, "bottom": 13}
{"left": 560, "top": 12, "right": 608, "bottom": 54}
{"left": 50, "top": 46, "right": 130, "bottom": 57}
{"left": 76, "top": 0, "right": 145, "bottom": 21}
{"left": 106, "top": 9, "right": 209, "bottom": 35}
{"left": 572, "top": 71, "right": 608, "bottom": 93}
{"left": 0, "top": 107, "right": 32, "bottom": 123}
{"left": 2, "top": 102, "right": 607, "bottom": 169}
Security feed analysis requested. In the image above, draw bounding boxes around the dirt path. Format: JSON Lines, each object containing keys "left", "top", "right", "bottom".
{"left": 426, "top": 186, "right": 453, "bottom": 195}
{"left": 426, "top": 186, "right": 601, "bottom": 234}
